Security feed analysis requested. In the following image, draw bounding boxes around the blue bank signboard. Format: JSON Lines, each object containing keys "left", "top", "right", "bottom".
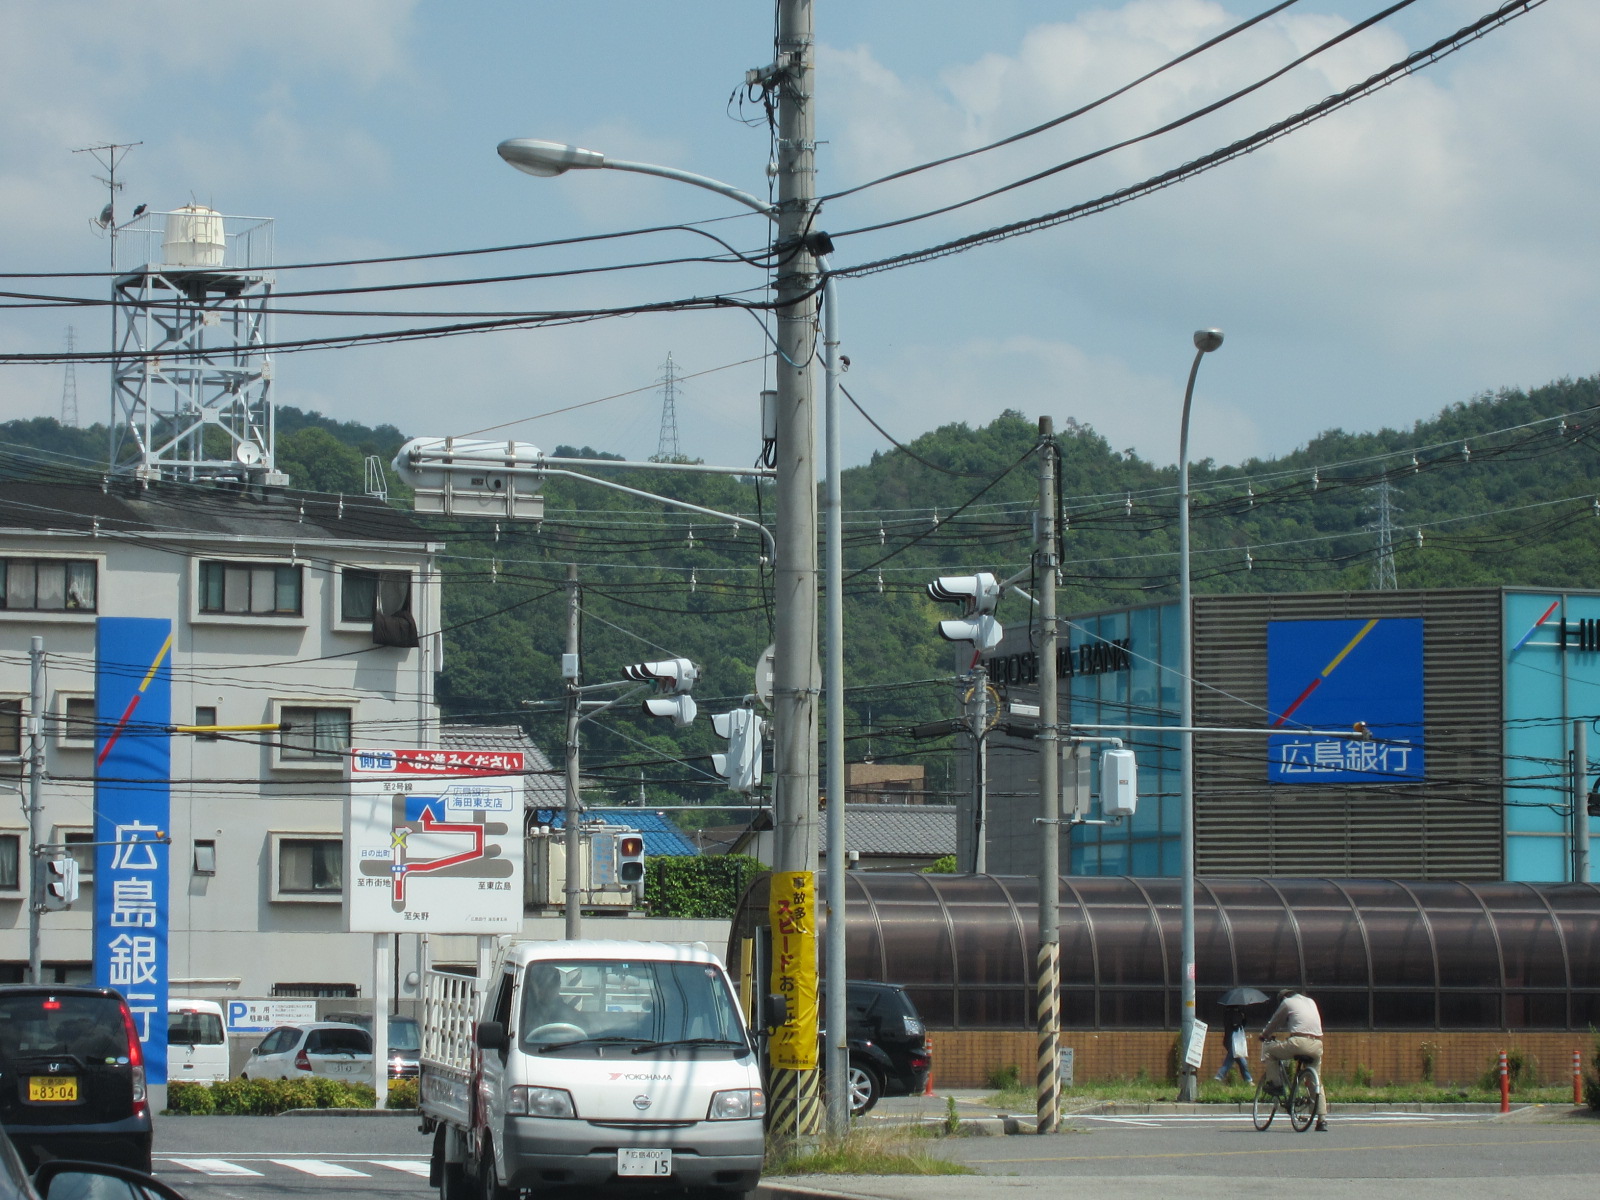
{"left": 1267, "top": 617, "right": 1424, "bottom": 784}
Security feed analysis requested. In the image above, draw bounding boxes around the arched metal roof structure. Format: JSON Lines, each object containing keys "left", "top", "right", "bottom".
{"left": 729, "top": 874, "right": 1600, "bottom": 1031}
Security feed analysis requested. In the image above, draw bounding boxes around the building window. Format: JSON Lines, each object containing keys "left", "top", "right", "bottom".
{"left": 279, "top": 706, "right": 352, "bottom": 763}
{"left": 55, "top": 695, "right": 97, "bottom": 748}
{"left": 272, "top": 834, "right": 343, "bottom": 901}
{"left": 0, "top": 559, "right": 97, "bottom": 612}
{"left": 193, "top": 840, "right": 217, "bottom": 876}
{"left": 0, "top": 833, "right": 20, "bottom": 891}
{"left": 342, "top": 569, "right": 418, "bottom": 648}
{"left": 0, "top": 699, "right": 20, "bottom": 758}
{"left": 194, "top": 706, "right": 220, "bottom": 742}
{"left": 198, "top": 561, "right": 302, "bottom": 616}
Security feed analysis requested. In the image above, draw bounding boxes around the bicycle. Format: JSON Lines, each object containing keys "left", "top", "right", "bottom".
{"left": 1251, "top": 1050, "right": 1321, "bottom": 1132}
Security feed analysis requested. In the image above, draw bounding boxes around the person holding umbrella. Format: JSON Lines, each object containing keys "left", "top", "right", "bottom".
{"left": 1213, "top": 987, "right": 1268, "bottom": 1084}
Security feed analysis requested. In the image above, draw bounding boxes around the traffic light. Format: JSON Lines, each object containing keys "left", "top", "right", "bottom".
{"left": 617, "top": 834, "right": 646, "bottom": 885}
{"left": 624, "top": 658, "right": 700, "bottom": 728}
{"left": 712, "top": 706, "right": 765, "bottom": 793}
{"left": 42, "top": 855, "right": 79, "bottom": 910}
{"left": 927, "top": 573, "right": 1003, "bottom": 650}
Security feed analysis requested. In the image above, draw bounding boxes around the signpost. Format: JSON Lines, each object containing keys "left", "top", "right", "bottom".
{"left": 347, "top": 747, "right": 526, "bottom": 1102}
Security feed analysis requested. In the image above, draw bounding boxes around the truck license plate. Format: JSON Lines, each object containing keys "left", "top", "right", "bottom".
{"left": 617, "top": 1149, "right": 671, "bottom": 1177}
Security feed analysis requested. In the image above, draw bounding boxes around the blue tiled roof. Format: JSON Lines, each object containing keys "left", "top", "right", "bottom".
{"left": 533, "top": 807, "right": 698, "bottom": 858}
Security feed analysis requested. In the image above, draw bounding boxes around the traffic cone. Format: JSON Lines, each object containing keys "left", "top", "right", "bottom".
{"left": 923, "top": 1034, "right": 935, "bottom": 1097}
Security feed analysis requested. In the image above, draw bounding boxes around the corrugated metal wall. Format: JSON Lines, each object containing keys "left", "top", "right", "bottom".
{"left": 1193, "top": 589, "right": 1503, "bottom": 878}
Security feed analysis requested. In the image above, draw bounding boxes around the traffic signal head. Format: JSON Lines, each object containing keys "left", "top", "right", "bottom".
{"left": 927, "top": 572, "right": 1004, "bottom": 650}
{"left": 642, "top": 693, "right": 698, "bottom": 727}
{"left": 43, "top": 855, "right": 80, "bottom": 910}
{"left": 711, "top": 707, "right": 765, "bottom": 793}
{"left": 617, "top": 834, "right": 646, "bottom": 884}
{"left": 622, "top": 658, "right": 699, "bottom": 692}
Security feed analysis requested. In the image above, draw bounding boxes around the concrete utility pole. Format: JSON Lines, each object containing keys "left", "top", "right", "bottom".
{"left": 770, "top": 0, "right": 822, "bottom": 1143}
{"left": 564, "top": 564, "right": 583, "bottom": 939}
{"left": 27, "top": 636, "right": 45, "bottom": 985}
{"left": 1035, "top": 418, "right": 1061, "bottom": 1134}
{"left": 967, "top": 667, "right": 991, "bottom": 874}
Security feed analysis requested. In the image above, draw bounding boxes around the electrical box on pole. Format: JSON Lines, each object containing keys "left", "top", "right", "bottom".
{"left": 1101, "top": 748, "right": 1139, "bottom": 819}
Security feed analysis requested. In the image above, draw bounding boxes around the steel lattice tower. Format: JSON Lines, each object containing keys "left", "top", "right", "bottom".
{"left": 60, "top": 327, "right": 79, "bottom": 428}
{"left": 652, "top": 352, "right": 682, "bottom": 462}
{"left": 1366, "top": 479, "right": 1400, "bottom": 590}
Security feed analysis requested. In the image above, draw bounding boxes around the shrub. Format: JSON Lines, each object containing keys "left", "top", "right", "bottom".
{"left": 1419, "top": 1041, "right": 1439, "bottom": 1083}
{"left": 922, "top": 856, "right": 958, "bottom": 874}
{"left": 984, "top": 1063, "right": 1022, "bottom": 1092}
{"left": 166, "top": 1082, "right": 215, "bottom": 1115}
{"left": 1478, "top": 1049, "right": 1539, "bottom": 1093}
{"left": 1353, "top": 1064, "right": 1373, "bottom": 1088}
{"left": 644, "top": 856, "right": 766, "bottom": 918}
{"left": 386, "top": 1078, "right": 419, "bottom": 1110}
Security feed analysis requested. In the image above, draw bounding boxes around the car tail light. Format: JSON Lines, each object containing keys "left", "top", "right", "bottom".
{"left": 295, "top": 1048, "right": 312, "bottom": 1072}
{"left": 118, "top": 1001, "right": 148, "bottom": 1114}
{"left": 910, "top": 1053, "right": 930, "bottom": 1072}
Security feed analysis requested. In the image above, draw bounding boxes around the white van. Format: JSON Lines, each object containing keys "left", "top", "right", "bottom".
{"left": 167, "top": 999, "right": 230, "bottom": 1082}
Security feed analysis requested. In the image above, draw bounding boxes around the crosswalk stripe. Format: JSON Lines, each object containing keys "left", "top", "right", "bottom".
{"left": 166, "top": 1159, "right": 265, "bottom": 1177}
{"left": 370, "top": 1159, "right": 432, "bottom": 1177}
{"left": 272, "top": 1159, "right": 371, "bottom": 1178}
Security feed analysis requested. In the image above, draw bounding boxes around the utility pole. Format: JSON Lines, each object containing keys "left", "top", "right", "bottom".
{"left": 563, "top": 564, "right": 583, "bottom": 939}
{"left": 1575, "top": 720, "right": 1591, "bottom": 884}
{"left": 27, "top": 636, "right": 45, "bottom": 985}
{"left": 1035, "top": 418, "right": 1061, "bottom": 1134}
{"left": 770, "top": 0, "right": 822, "bottom": 1144}
{"left": 966, "top": 668, "right": 990, "bottom": 874}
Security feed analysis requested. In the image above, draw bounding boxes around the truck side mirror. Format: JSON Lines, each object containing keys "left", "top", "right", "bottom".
{"left": 475, "top": 1020, "right": 509, "bottom": 1053}
{"left": 763, "top": 994, "right": 788, "bottom": 1032}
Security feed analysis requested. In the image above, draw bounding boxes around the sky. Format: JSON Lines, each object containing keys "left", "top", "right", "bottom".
{"left": 1, "top": 0, "right": 1595, "bottom": 476}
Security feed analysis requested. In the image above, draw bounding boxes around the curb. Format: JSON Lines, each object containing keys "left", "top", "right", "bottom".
{"left": 277, "top": 1107, "right": 420, "bottom": 1118}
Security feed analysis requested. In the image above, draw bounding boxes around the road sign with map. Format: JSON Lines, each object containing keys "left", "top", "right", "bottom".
{"left": 346, "top": 747, "right": 525, "bottom": 933}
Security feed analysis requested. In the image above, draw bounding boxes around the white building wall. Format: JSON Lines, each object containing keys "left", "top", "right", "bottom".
{"left": 0, "top": 524, "right": 445, "bottom": 999}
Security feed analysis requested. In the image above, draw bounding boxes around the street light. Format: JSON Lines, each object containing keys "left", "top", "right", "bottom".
{"left": 1177, "top": 328, "right": 1223, "bottom": 1102}
{"left": 497, "top": 137, "right": 852, "bottom": 1136}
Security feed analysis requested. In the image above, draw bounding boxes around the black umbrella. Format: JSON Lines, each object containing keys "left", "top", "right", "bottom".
{"left": 1217, "top": 987, "right": 1272, "bottom": 1007}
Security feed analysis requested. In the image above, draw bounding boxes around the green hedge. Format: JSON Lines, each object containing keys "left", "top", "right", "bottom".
{"left": 643, "top": 855, "right": 766, "bottom": 919}
{"left": 166, "top": 1077, "right": 408, "bottom": 1116}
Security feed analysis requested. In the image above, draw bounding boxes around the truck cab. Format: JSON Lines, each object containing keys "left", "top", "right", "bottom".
{"left": 424, "top": 940, "right": 764, "bottom": 1199}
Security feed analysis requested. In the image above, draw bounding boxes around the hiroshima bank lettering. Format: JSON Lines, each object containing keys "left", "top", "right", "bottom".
{"left": 985, "top": 638, "right": 1133, "bottom": 686}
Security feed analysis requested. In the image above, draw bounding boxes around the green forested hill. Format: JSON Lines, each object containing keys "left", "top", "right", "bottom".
{"left": 6, "top": 374, "right": 1600, "bottom": 814}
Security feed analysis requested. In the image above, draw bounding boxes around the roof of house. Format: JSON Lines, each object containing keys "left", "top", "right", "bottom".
{"left": 822, "top": 804, "right": 956, "bottom": 857}
{"left": 0, "top": 478, "right": 435, "bottom": 546}
{"left": 543, "top": 808, "right": 698, "bottom": 858}
{"left": 440, "top": 724, "right": 565, "bottom": 808}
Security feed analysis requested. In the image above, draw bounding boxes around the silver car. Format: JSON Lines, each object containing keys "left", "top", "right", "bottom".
{"left": 242, "top": 1022, "right": 373, "bottom": 1080}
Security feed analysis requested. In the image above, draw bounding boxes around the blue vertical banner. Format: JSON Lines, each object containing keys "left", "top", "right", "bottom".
{"left": 94, "top": 617, "right": 173, "bottom": 1084}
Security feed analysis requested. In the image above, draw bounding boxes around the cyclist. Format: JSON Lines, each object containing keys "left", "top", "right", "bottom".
{"left": 1261, "top": 988, "right": 1327, "bottom": 1131}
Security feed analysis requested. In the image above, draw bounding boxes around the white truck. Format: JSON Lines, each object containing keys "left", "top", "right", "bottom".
{"left": 420, "top": 940, "right": 765, "bottom": 1199}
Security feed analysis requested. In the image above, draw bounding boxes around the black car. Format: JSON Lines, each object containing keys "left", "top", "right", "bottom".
{"left": 821, "top": 980, "right": 931, "bottom": 1115}
{"left": 0, "top": 986, "right": 153, "bottom": 1172}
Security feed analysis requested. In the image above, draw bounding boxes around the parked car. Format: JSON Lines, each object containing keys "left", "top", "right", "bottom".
{"left": 820, "top": 980, "right": 931, "bottom": 1114}
{"left": 241, "top": 1022, "right": 372, "bottom": 1081}
{"left": 0, "top": 985, "right": 153, "bottom": 1172}
{"left": 324, "top": 1011, "right": 421, "bottom": 1078}
{"left": 166, "top": 998, "right": 230, "bottom": 1084}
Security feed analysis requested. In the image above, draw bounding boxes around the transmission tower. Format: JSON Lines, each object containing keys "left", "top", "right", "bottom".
{"left": 1365, "top": 479, "right": 1400, "bottom": 590}
{"left": 651, "top": 352, "right": 682, "bottom": 462}
{"left": 60, "top": 327, "right": 79, "bottom": 428}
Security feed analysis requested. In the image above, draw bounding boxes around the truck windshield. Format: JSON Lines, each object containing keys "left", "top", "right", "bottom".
{"left": 519, "top": 959, "right": 746, "bottom": 1051}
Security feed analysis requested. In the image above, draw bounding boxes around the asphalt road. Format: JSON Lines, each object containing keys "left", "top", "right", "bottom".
{"left": 772, "top": 1108, "right": 1600, "bottom": 1200}
{"left": 151, "top": 1113, "right": 431, "bottom": 1200}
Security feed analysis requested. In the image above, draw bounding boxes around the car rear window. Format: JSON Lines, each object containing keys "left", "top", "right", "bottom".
{"left": 0, "top": 994, "right": 130, "bottom": 1062}
{"left": 169, "top": 1010, "right": 225, "bottom": 1046}
{"left": 308, "top": 1028, "right": 371, "bottom": 1054}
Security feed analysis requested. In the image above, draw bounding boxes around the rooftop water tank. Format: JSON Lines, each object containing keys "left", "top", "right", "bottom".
{"left": 163, "top": 205, "right": 226, "bottom": 268}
